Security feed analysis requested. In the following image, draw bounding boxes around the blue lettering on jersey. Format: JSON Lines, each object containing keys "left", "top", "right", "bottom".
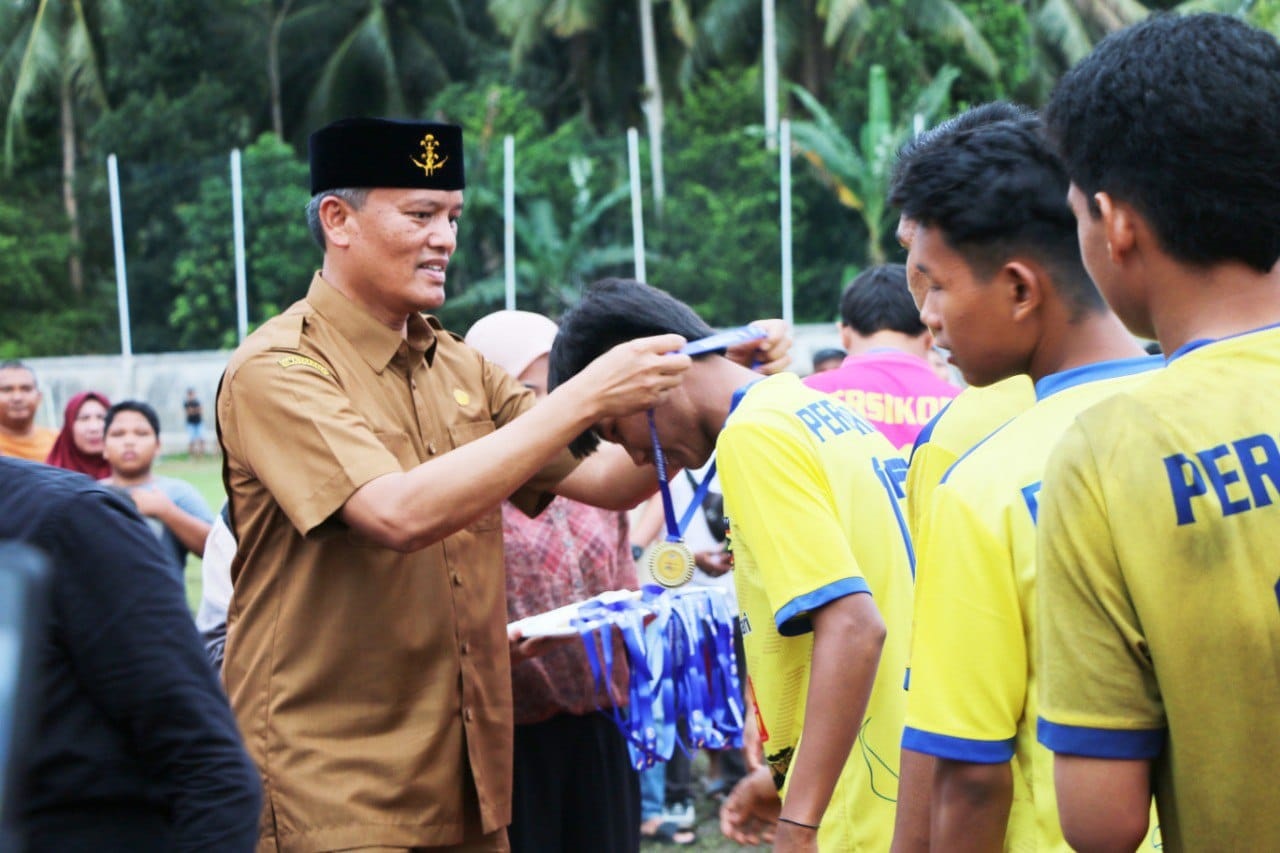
{"left": 883, "top": 457, "right": 908, "bottom": 500}
{"left": 1022, "top": 481, "right": 1042, "bottom": 524}
{"left": 795, "top": 399, "right": 877, "bottom": 442}
{"left": 872, "top": 456, "right": 916, "bottom": 576}
{"left": 1164, "top": 432, "right": 1280, "bottom": 524}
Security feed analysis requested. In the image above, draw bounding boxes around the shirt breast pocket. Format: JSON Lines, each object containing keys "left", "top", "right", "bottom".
{"left": 448, "top": 420, "right": 501, "bottom": 532}
{"left": 372, "top": 430, "right": 420, "bottom": 470}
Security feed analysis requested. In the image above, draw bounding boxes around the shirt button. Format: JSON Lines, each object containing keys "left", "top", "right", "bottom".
{"left": 428, "top": 442, "right": 437, "bottom": 455}
{"left": 460, "top": 641, "right": 470, "bottom": 655}
{"left": 463, "top": 707, "right": 474, "bottom": 723}
{"left": 452, "top": 573, "right": 462, "bottom": 586}
{"left": 411, "top": 380, "right": 417, "bottom": 390}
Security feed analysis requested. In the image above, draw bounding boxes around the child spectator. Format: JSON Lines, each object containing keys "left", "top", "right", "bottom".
{"left": 101, "top": 400, "right": 214, "bottom": 587}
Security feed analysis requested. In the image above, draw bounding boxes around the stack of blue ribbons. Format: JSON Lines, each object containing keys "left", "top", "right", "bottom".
{"left": 574, "top": 585, "right": 745, "bottom": 771}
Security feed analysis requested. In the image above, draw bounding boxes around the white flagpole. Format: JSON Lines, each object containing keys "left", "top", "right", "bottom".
{"left": 627, "top": 128, "right": 646, "bottom": 281}
{"left": 763, "top": 0, "right": 778, "bottom": 150}
{"left": 107, "top": 154, "right": 133, "bottom": 375}
{"left": 504, "top": 135, "right": 516, "bottom": 310}
{"left": 231, "top": 149, "right": 249, "bottom": 341}
{"left": 779, "top": 119, "right": 793, "bottom": 326}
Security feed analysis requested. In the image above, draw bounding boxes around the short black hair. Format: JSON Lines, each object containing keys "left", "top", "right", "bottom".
{"left": 812, "top": 347, "right": 846, "bottom": 367}
{"left": 891, "top": 101, "right": 1029, "bottom": 196}
{"left": 840, "top": 264, "right": 925, "bottom": 337}
{"left": 1044, "top": 13, "right": 1280, "bottom": 273}
{"left": 105, "top": 400, "right": 161, "bottom": 437}
{"left": 0, "top": 360, "right": 36, "bottom": 384}
{"left": 549, "top": 277, "right": 716, "bottom": 458}
{"left": 888, "top": 107, "right": 1103, "bottom": 317}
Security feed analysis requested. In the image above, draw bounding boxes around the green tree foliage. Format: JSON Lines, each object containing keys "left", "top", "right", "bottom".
{"left": 88, "top": 0, "right": 259, "bottom": 351}
{"left": 790, "top": 64, "right": 958, "bottom": 265}
{"left": 650, "top": 67, "right": 851, "bottom": 325}
{"left": 0, "top": 0, "right": 119, "bottom": 296}
{"left": 8, "top": 0, "right": 1214, "bottom": 354}
{"left": 0, "top": 190, "right": 116, "bottom": 357}
{"left": 168, "top": 133, "right": 313, "bottom": 349}
{"left": 446, "top": 158, "right": 634, "bottom": 322}
{"left": 427, "top": 82, "right": 637, "bottom": 331}
{"left": 278, "top": 0, "right": 477, "bottom": 140}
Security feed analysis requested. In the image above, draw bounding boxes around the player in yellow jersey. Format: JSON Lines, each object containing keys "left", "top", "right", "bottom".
{"left": 550, "top": 278, "right": 915, "bottom": 852}
{"left": 888, "top": 100, "right": 1039, "bottom": 562}
{"left": 888, "top": 105, "right": 1160, "bottom": 852}
{"left": 882, "top": 104, "right": 1041, "bottom": 852}
{"left": 1036, "top": 15, "right": 1280, "bottom": 851}
{"left": 903, "top": 376, "right": 1034, "bottom": 559}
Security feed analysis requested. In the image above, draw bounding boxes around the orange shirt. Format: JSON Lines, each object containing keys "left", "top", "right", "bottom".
{"left": 218, "top": 274, "right": 576, "bottom": 852}
{"left": 0, "top": 425, "right": 57, "bottom": 462}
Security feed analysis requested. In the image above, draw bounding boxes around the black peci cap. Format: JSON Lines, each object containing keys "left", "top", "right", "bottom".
{"left": 308, "top": 117, "right": 466, "bottom": 195}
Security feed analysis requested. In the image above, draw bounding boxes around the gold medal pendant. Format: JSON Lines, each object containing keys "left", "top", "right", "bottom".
{"left": 648, "top": 540, "right": 696, "bottom": 588}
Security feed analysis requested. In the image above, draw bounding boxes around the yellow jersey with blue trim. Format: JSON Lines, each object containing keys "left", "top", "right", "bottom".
{"left": 718, "top": 372, "right": 914, "bottom": 851}
{"left": 905, "top": 375, "right": 1035, "bottom": 567}
{"left": 904, "top": 355, "right": 1161, "bottom": 851}
{"left": 1037, "top": 323, "right": 1280, "bottom": 852}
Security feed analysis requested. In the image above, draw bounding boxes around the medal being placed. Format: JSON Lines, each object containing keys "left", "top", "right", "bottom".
{"left": 648, "top": 540, "right": 696, "bottom": 588}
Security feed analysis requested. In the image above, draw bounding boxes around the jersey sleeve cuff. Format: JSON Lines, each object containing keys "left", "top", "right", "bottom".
{"left": 901, "top": 727, "right": 1015, "bottom": 763}
{"left": 1036, "top": 718, "right": 1166, "bottom": 759}
{"left": 775, "top": 577, "right": 870, "bottom": 637}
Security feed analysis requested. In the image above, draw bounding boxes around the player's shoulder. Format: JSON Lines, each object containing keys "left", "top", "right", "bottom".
{"left": 729, "top": 374, "right": 886, "bottom": 447}
{"left": 1063, "top": 381, "right": 1160, "bottom": 452}
{"left": 921, "top": 376, "right": 1034, "bottom": 457}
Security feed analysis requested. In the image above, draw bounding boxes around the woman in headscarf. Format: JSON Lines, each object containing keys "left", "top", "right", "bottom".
{"left": 46, "top": 391, "right": 111, "bottom": 479}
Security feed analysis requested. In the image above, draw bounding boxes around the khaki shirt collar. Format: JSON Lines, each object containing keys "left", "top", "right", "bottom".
{"left": 306, "top": 272, "right": 439, "bottom": 372}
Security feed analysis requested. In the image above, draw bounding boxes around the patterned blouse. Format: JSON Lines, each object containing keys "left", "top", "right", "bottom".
{"left": 503, "top": 497, "right": 638, "bottom": 726}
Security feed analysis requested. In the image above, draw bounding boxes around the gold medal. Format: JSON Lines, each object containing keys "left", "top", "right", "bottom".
{"left": 648, "top": 540, "right": 696, "bottom": 588}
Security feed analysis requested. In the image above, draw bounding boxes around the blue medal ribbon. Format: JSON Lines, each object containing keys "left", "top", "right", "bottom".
{"left": 646, "top": 412, "right": 718, "bottom": 545}
{"left": 647, "top": 324, "right": 767, "bottom": 544}
{"left": 677, "top": 324, "right": 768, "bottom": 358}
{"left": 571, "top": 588, "right": 745, "bottom": 768}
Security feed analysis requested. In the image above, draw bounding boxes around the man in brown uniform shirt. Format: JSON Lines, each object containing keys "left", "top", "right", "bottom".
{"left": 217, "top": 119, "right": 786, "bottom": 853}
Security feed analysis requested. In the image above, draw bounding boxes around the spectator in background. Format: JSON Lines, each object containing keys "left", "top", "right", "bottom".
{"left": 100, "top": 400, "right": 214, "bottom": 587}
{"left": 805, "top": 265, "right": 960, "bottom": 449}
{"left": 809, "top": 347, "right": 846, "bottom": 375}
{"left": 183, "top": 388, "right": 206, "bottom": 458}
{"left": 1, "top": 457, "right": 260, "bottom": 850}
{"left": 45, "top": 391, "right": 111, "bottom": 479}
{"left": 0, "top": 360, "right": 57, "bottom": 461}
{"left": 464, "top": 309, "right": 642, "bottom": 853}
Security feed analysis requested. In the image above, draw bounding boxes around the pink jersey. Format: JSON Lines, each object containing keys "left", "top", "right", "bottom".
{"left": 803, "top": 349, "right": 960, "bottom": 449}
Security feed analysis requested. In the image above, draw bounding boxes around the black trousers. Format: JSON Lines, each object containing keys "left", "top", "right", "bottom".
{"left": 509, "top": 712, "right": 640, "bottom": 853}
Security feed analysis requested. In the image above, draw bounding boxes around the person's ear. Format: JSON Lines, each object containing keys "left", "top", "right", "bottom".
{"left": 1095, "top": 192, "right": 1136, "bottom": 264}
{"left": 1003, "top": 260, "right": 1044, "bottom": 324}
{"left": 837, "top": 323, "right": 855, "bottom": 351}
{"left": 318, "top": 195, "right": 356, "bottom": 249}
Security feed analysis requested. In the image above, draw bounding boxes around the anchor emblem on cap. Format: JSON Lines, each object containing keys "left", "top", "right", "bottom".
{"left": 411, "top": 133, "right": 449, "bottom": 176}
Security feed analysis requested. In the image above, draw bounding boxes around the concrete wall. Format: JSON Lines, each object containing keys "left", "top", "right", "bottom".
{"left": 25, "top": 351, "right": 230, "bottom": 455}
{"left": 22, "top": 324, "right": 844, "bottom": 455}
